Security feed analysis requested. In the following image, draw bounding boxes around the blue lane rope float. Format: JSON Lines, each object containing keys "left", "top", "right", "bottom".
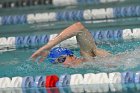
{"left": 1, "top": 15, "right": 27, "bottom": 25}
{"left": 15, "top": 36, "right": 24, "bottom": 48}
{"left": 136, "top": 6, "right": 140, "bottom": 16}
{"left": 14, "top": 34, "right": 49, "bottom": 48}
{"left": 101, "top": 30, "right": 113, "bottom": 41}
{"left": 31, "top": 35, "right": 40, "bottom": 47}
{"left": 113, "top": 29, "right": 123, "bottom": 40}
{"left": 113, "top": 7, "right": 122, "bottom": 18}
{"left": 94, "top": 30, "right": 104, "bottom": 40}
{"left": 56, "top": 74, "right": 71, "bottom": 87}
{"left": 23, "top": 36, "right": 32, "bottom": 48}
{"left": 22, "top": 76, "right": 36, "bottom": 93}
{"left": 40, "top": 34, "right": 49, "bottom": 45}
{"left": 19, "top": 15, "right": 27, "bottom": 24}
{"left": 76, "top": 10, "right": 84, "bottom": 21}
{"left": 121, "top": 7, "right": 128, "bottom": 17}
{"left": 13, "top": 15, "right": 20, "bottom": 24}
{"left": 34, "top": 76, "right": 46, "bottom": 87}
{"left": 128, "top": 6, "right": 137, "bottom": 17}
{"left": 56, "top": 12, "right": 63, "bottom": 21}
{"left": 121, "top": 72, "right": 135, "bottom": 84}
{"left": 21, "top": 76, "right": 34, "bottom": 87}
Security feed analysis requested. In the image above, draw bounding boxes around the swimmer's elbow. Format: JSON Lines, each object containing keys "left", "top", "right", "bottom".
{"left": 75, "top": 22, "right": 85, "bottom": 29}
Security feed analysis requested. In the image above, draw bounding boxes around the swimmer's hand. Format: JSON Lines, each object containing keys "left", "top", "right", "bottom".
{"left": 30, "top": 49, "right": 49, "bottom": 63}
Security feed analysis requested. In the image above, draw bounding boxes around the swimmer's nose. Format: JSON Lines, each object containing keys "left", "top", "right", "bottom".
{"left": 63, "top": 56, "right": 76, "bottom": 65}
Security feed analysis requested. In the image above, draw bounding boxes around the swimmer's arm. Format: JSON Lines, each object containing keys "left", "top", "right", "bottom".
{"left": 31, "top": 22, "right": 86, "bottom": 61}
{"left": 35, "top": 22, "right": 84, "bottom": 51}
{"left": 94, "top": 48, "right": 111, "bottom": 57}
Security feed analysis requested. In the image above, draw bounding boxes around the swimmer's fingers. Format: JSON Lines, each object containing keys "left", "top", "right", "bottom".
{"left": 30, "top": 53, "right": 40, "bottom": 62}
{"left": 39, "top": 51, "right": 49, "bottom": 63}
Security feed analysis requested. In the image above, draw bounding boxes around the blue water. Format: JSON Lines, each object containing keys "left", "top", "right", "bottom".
{"left": 0, "top": 40, "right": 140, "bottom": 78}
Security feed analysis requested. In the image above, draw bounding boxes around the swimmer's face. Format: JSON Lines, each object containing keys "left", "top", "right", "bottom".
{"left": 55, "top": 55, "right": 84, "bottom": 67}
{"left": 63, "top": 55, "right": 84, "bottom": 67}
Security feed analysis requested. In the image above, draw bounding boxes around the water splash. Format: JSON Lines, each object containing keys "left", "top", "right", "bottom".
{"left": 75, "top": 47, "right": 140, "bottom": 72}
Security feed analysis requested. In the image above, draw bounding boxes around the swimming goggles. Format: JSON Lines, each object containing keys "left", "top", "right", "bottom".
{"left": 55, "top": 54, "right": 74, "bottom": 63}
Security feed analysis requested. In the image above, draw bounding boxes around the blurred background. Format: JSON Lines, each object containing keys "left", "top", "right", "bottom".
{"left": 0, "top": 0, "right": 140, "bottom": 37}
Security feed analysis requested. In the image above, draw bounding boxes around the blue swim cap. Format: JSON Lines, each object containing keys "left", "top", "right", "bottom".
{"left": 47, "top": 47, "right": 74, "bottom": 64}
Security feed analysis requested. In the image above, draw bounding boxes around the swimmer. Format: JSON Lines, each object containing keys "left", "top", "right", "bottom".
{"left": 31, "top": 22, "right": 111, "bottom": 67}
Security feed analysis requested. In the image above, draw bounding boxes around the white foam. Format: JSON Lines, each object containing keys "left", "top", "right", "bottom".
{"left": 109, "top": 72, "right": 122, "bottom": 92}
{"left": 106, "top": 8, "right": 114, "bottom": 18}
{"left": 91, "top": 9, "right": 106, "bottom": 19}
{"left": 0, "top": 77, "right": 11, "bottom": 88}
{"left": 70, "top": 74, "right": 84, "bottom": 93}
{"left": 27, "top": 14, "right": 35, "bottom": 24}
{"left": 83, "top": 9, "right": 92, "bottom": 20}
{"left": 10, "top": 77, "right": 23, "bottom": 87}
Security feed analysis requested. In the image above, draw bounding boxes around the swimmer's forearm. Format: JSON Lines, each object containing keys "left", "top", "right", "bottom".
{"left": 38, "top": 22, "right": 85, "bottom": 51}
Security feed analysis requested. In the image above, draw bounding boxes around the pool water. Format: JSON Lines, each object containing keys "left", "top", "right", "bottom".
{"left": 0, "top": 40, "right": 140, "bottom": 78}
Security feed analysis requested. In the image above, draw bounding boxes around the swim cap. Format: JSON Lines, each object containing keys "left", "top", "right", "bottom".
{"left": 48, "top": 47, "right": 74, "bottom": 64}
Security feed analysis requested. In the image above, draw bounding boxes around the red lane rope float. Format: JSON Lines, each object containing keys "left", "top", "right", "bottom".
{"left": 45, "top": 75, "right": 59, "bottom": 88}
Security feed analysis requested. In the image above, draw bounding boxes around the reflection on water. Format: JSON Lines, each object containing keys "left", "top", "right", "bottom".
{"left": 0, "top": 83, "right": 140, "bottom": 93}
